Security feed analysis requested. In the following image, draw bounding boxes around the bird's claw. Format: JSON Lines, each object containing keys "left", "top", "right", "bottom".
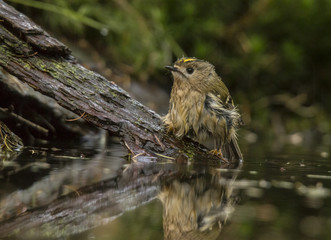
{"left": 209, "top": 149, "right": 229, "bottom": 163}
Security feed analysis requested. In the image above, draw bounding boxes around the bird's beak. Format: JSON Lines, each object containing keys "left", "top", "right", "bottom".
{"left": 165, "top": 66, "right": 179, "bottom": 72}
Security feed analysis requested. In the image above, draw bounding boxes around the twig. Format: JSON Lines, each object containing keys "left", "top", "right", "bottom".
{"left": 12, "top": 51, "right": 38, "bottom": 58}
{"left": 63, "top": 185, "right": 81, "bottom": 197}
{"left": 132, "top": 152, "right": 144, "bottom": 162}
{"left": 65, "top": 112, "right": 86, "bottom": 122}
{"left": 4, "top": 135, "right": 13, "bottom": 151}
{"left": 154, "top": 153, "right": 175, "bottom": 160}
{"left": 154, "top": 134, "right": 165, "bottom": 151}
{"left": 124, "top": 141, "right": 133, "bottom": 154}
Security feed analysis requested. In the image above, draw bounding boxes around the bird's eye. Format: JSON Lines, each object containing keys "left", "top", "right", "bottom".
{"left": 186, "top": 67, "right": 194, "bottom": 74}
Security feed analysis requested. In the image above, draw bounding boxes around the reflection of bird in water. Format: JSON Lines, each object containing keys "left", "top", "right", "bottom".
{"left": 159, "top": 174, "right": 238, "bottom": 240}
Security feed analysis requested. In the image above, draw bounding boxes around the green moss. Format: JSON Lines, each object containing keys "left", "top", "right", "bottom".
{"left": 110, "top": 90, "right": 117, "bottom": 97}
{"left": 185, "top": 149, "right": 195, "bottom": 160}
{"left": 53, "top": 61, "right": 66, "bottom": 70}
{"left": 35, "top": 58, "right": 47, "bottom": 70}
{"left": 66, "top": 78, "right": 73, "bottom": 85}
{"left": 23, "top": 63, "right": 31, "bottom": 69}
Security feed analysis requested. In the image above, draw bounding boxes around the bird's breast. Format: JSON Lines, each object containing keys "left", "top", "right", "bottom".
{"left": 167, "top": 89, "right": 205, "bottom": 138}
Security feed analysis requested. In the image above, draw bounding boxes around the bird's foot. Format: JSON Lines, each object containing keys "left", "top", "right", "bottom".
{"left": 209, "top": 149, "right": 229, "bottom": 163}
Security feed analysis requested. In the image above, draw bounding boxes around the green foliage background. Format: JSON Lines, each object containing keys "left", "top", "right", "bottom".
{"left": 7, "top": 0, "right": 331, "bottom": 142}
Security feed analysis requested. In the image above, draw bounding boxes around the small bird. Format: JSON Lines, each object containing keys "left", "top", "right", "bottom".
{"left": 163, "top": 57, "right": 243, "bottom": 161}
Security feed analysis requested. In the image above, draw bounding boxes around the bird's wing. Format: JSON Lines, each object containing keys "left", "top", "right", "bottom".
{"left": 211, "top": 89, "right": 244, "bottom": 126}
{"left": 206, "top": 91, "right": 243, "bottom": 162}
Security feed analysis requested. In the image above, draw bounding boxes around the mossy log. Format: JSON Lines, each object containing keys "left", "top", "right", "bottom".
{"left": 0, "top": 1, "right": 236, "bottom": 165}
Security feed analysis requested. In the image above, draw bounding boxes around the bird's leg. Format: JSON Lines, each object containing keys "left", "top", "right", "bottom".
{"left": 209, "top": 140, "right": 229, "bottom": 163}
{"left": 209, "top": 148, "right": 229, "bottom": 163}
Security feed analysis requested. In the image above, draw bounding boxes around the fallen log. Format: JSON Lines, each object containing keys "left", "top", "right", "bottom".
{"left": 0, "top": 0, "right": 237, "bottom": 165}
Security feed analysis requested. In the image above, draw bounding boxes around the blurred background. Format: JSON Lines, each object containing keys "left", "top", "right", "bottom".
{"left": 1, "top": 2, "right": 330, "bottom": 240}
{"left": 7, "top": 0, "right": 331, "bottom": 150}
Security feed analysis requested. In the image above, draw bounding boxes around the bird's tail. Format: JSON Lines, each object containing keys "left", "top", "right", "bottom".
{"left": 223, "top": 137, "right": 243, "bottom": 163}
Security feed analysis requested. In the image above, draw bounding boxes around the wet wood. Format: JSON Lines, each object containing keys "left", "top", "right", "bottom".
{"left": 0, "top": 1, "right": 236, "bottom": 164}
{"left": 0, "top": 69, "right": 99, "bottom": 143}
{"left": 0, "top": 0, "right": 70, "bottom": 56}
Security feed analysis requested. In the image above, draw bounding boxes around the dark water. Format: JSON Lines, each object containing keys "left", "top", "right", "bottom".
{"left": 0, "top": 142, "right": 330, "bottom": 240}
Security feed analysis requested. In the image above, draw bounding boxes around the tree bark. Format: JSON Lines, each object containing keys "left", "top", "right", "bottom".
{"left": 0, "top": 1, "right": 235, "bottom": 165}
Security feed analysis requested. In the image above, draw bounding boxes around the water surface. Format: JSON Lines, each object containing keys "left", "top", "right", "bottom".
{"left": 0, "top": 143, "right": 330, "bottom": 240}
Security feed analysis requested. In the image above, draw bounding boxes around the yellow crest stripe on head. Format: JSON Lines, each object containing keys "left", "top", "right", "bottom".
{"left": 177, "top": 57, "right": 198, "bottom": 64}
{"left": 183, "top": 58, "right": 197, "bottom": 62}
